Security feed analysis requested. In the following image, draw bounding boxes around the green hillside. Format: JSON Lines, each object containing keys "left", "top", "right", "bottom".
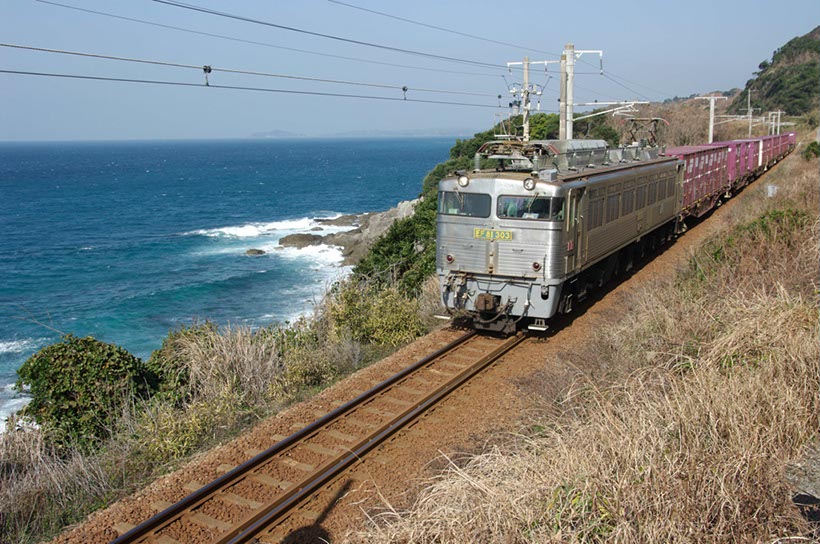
{"left": 729, "top": 26, "right": 820, "bottom": 115}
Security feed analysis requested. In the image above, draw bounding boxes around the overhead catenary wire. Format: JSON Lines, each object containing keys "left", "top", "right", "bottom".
{"left": 600, "top": 72, "right": 654, "bottom": 102}
{"left": 0, "top": 68, "right": 534, "bottom": 110}
{"left": 603, "top": 71, "right": 676, "bottom": 100}
{"left": 150, "top": 0, "right": 523, "bottom": 72}
{"left": 326, "top": 0, "right": 562, "bottom": 57}
{"left": 32, "top": 0, "right": 506, "bottom": 79}
{"left": 575, "top": 56, "right": 674, "bottom": 100}
{"left": 0, "top": 43, "right": 500, "bottom": 98}
{"left": 35, "top": 0, "right": 659, "bottom": 106}
{"left": 324, "top": 0, "right": 672, "bottom": 103}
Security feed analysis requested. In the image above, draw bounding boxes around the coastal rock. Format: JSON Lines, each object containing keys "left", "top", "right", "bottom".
{"left": 315, "top": 214, "right": 359, "bottom": 227}
{"left": 309, "top": 227, "right": 324, "bottom": 231}
{"left": 278, "top": 233, "right": 323, "bottom": 249}
{"left": 245, "top": 248, "right": 266, "bottom": 256}
{"left": 324, "top": 199, "right": 419, "bottom": 265}
{"left": 275, "top": 199, "right": 419, "bottom": 265}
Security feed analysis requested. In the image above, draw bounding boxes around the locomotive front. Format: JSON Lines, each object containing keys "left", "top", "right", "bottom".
{"left": 436, "top": 170, "right": 568, "bottom": 333}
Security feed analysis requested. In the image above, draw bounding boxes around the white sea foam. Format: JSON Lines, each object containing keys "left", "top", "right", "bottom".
{"left": 0, "top": 338, "right": 45, "bottom": 355}
{"left": 185, "top": 215, "right": 354, "bottom": 239}
{"left": 274, "top": 243, "right": 346, "bottom": 266}
{"left": 0, "top": 384, "right": 32, "bottom": 434}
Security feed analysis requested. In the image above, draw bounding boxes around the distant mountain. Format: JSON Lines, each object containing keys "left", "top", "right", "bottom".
{"left": 251, "top": 129, "right": 306, "bottom": 139}
{"left": 728, "top": 26, "right": 820, "bottom": 115}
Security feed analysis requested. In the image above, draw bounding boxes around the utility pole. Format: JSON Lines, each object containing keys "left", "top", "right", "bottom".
{"left": 559, "top": 52, "right": 567, "bottom": 140}
{"left": 565, "top": 43, "right": 575, "bottom": 140}
{"left": 507, "top": 57, "right": 559, "bottom": 141}
{"left": 695, "top": 96, "right": 727, "bottom": 143}
{"left": 564, "top": 43, "right": 603, "bottom": 140}
{"left": 772, "top": 110, "right": 785, "bottom": 134}
{"left": 522, "top": 57, "right": 530, "bottom": 140}
{"left": 746, "top": 90, "right": 754, "bottom": 137}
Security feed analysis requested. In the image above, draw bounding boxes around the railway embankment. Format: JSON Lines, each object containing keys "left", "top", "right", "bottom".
{"left": 351, "top": 139, "right": 820, "bottom": 542}
{"left": 4, "top": 128, "right": 817, "bottom": 544}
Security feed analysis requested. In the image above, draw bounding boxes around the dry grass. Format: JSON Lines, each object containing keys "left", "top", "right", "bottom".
{"left": 355, "top": 152, "right": 819, "bottom": 541}
{"left": 0, "top": 428, "right": 112, "bottom": 542}
{"left": 417, "top": 274, "right": 448, "bottom": 331}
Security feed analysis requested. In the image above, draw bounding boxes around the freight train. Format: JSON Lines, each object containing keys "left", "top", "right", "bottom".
{"left": 436, "top": 132, "right": 796, "bottom": 333}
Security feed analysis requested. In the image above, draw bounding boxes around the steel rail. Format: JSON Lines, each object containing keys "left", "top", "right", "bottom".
{"left": 111, "top": 330, "right": 477, "bottom": 544}
{"left": 222, "top": 332, "right": 527, "bottom": 543}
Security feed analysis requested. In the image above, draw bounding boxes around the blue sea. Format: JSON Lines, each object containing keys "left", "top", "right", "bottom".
{"left": 0, "top": 137, "right": 452, "bottom": 424}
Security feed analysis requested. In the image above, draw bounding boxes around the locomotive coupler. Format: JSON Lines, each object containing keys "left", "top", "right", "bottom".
{"left": 475, "top": 292, "right": 501, "bottom": 312}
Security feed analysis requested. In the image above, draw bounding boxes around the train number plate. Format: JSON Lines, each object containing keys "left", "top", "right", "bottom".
{"left": 474, "top": 228, "right": 512, "bottom": 241}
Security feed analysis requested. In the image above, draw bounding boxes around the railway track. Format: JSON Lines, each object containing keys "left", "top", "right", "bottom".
{"left": 111, "top": 330, "right": 527, "bottom": 544}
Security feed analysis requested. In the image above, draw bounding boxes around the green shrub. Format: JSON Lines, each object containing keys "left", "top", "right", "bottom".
{"left": 329, "top": 282, "right": 425, "bottom": 346}
{"left": 16, "top": 335, "right": 155, "bottom": 450}
{"left": 802, "top": 140, "right": 819, "bottom": 160}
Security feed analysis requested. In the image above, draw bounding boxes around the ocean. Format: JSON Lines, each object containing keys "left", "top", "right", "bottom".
{"left": 0, "top": 137, "right": 452, "bottom": 424}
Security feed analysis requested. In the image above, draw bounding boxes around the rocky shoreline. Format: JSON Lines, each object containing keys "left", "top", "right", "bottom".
{"left": 274, "top": 198, "right": 419, "bottom": 266}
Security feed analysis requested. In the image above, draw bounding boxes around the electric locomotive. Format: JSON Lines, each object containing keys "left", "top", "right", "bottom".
{"left": 436, "top": 139, "right": 683, "bottom": 333}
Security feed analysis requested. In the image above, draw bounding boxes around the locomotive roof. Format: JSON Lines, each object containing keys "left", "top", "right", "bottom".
{"left": 456, "top": 155, "right": 678, "bottom": 185}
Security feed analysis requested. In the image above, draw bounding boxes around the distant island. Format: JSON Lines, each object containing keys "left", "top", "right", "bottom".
{"left": 251, "top": 129, "right": 307, "bottom": 139}
{"left": 251, "top": 127, "right": 476, "bottom": 139}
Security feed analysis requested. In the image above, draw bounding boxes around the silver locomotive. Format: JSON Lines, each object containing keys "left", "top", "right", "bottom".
{"left": 436, "top": 139, "right": 683, "bottom": 333}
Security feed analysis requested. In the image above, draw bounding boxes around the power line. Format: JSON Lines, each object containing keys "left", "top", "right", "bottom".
{"left": 33, "top": 0, "right": 662, "bottom": 106}
{"left": 150, "top": 0, "right": 516, "bottom": 71}
{"left": 321, "top": 2, "right": 669, "bottom": 104}
{"left": 575, "top": 56, "right": 673, "bottom": 100}
{"left": 0, "top": 68, "right": 513, "bottom": 109}
{"left": 1, "top": 43, "right": 500, "bottom": 98}
{"left": 603, "top": 71, "right": 676, "bottom": 99}
{"left": 33, "top": 0, "right": 505, "bottom": 79}
{"left": 30, "top": 1, "right": 666, "bottom": 109}
{"left": 601, "top": 72, "right": 653, "bottom": 102}
{"left": 326, "top": 0, "right": 562, "bottom": 57}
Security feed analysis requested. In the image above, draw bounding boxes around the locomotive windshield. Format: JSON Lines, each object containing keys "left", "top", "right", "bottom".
{"left": 497, "top": 195, "right": 565, "bottom": 221}
{"left": 438, "top": 191, "right": 491, "bottom": 218}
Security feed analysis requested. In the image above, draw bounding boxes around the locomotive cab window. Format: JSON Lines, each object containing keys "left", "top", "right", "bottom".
{"left": 497, "top": 195, "right": 564, "bottom": 221}
{"left": 438, "top": 191, "right": 491, "bottom": 218}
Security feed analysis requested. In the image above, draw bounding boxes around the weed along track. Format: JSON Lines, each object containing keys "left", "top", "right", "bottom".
{"left": 110, "top": 331, "right": 527, "bottom": 544}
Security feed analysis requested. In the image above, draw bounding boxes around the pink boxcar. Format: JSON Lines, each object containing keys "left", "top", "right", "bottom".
{"left": 664, "top": 145, "right": 729, "bottom": 217}
{"left": 703, "top": 140, "right": 756, "bottom": 190}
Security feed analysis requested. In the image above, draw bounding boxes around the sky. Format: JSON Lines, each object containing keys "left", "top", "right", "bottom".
{"left": 1, "top": 0, "right": 818, "bottom": 141}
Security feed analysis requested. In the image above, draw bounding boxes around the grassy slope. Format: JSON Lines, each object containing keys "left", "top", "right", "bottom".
{"left": 355, "top": 139, "right": 820, "bottom": 542}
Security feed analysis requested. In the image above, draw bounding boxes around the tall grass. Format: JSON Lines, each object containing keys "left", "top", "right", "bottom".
{"left": 356, "top": 152, "right": 819, "bottom": 542}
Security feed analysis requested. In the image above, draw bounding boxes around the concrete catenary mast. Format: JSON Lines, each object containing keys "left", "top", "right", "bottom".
{"left": 695, "top": 95, "right": 727, "bottom": 143}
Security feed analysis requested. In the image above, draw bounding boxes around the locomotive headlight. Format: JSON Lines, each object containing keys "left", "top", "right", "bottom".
{"left": 457, "top": 175, "right": 469, "bottom": 187}
{"left": 532, "top": 261, "right": 542, "bottom": 271}
{"left": 523, "top": 177, "right": 536, "bottom": 191}
{"left": 446, "top": 254, "right": 455, "bottom": 263}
